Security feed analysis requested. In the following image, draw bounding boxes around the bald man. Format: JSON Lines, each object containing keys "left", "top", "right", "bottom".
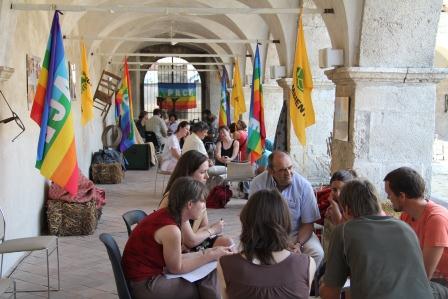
{"left": 249, "top": 151, "right": 324, "bottom": 267}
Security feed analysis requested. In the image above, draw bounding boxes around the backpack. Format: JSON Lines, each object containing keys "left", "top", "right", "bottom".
{"left": 206, "top": 185, "right": 232, "bottom": 209}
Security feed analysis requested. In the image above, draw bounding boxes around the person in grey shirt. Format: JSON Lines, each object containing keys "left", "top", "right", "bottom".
{"left": 145, "top": 108, "right": 167, "bottom": 147}
{"left": 249, "top": 151, "right": 323, "bottom": 267}
{"left": 320, "top": 178, "right": 433, "bottom": 299}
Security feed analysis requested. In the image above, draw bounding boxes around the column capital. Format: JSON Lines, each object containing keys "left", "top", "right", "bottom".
{"left": 276, "top": 77, "right": 293, "bottom": 89}
{"left": 325, "top": 67, "right": 448, "bottom": 84}
{"left": 0, "top": 66, "right": 14, "bottom": 82}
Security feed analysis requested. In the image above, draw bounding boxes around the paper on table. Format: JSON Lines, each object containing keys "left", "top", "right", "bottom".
{"left": 164, "top": 261, "right": 217, "bottom": 283}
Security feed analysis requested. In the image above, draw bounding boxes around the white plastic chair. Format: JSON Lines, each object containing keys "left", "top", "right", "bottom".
{"left": 0, "top": 208, "right": 59, "bottom": 298}
{"left": 224, "top": 162, "right": 255, "bottom": 201}
{"left": 225, "top": 162, "right": 255, "bottom": 182}
{"left": 154, "top": 155, "right": 172, "bottom": 194}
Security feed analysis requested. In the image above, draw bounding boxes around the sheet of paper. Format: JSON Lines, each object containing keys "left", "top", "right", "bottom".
{"left": 164, "top": 261, "right": 217, "bottom": 282}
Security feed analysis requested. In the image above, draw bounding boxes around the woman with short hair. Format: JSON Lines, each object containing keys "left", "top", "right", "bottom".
{"left": 217, "top": 189, "right": 316, "bottom": 299}
{"left": 123, "top": 177, "right": 233, "bottom": 299}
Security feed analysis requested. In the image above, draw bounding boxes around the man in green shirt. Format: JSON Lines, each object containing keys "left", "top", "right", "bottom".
{"left": 320, "top": 178, "right": 432, "bottom": 299}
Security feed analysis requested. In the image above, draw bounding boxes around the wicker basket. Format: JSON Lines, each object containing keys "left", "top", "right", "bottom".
{"left": 47, "top": 200, "right": 101, "bottom": 236}
{"left": 92, "top": 163, "right": 124, "bottom": 184}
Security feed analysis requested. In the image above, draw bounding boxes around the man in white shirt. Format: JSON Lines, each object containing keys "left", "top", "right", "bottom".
{"left": 183, "top": 121, "right": 226, "bottom": 176}
{"left": 182, "top": 121, "right": 209, "bottom": 156}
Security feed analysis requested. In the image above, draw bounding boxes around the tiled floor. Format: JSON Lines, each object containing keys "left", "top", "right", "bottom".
{"left": 6, "top": 169, "right": 248, "bottom": 298}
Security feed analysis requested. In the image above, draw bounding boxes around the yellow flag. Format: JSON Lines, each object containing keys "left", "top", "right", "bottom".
{"left": 80, "top": 41, "right": 93, "bottom": 125}
{"left": 230, "top": 58, "right": 246, "bottom": 120}
{"left": 289, "top": 14, "right": 315, "bottom": 145}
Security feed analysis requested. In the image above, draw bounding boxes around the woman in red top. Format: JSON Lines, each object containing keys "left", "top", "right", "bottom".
{"left": 229, "top": 121, "right": 248, "bottom": 161}
{"left": 123, "top": 177, "right": 233, "bottom": 299}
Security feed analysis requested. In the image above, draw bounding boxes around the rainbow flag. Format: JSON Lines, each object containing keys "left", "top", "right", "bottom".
{"left": 290, "top": 14, "right": 315, "bottom": 145}
{"left": 115, "top": 58, "right": 137, "bottom": 152}
{"left": 247, "top": 45, "right": 266, "bottom": 163}
{"left": 158, "top": 83, "right": 196, "bottom": 110}
{"left": 30, "top": 11, "right": 78, "bottom": 196}
{"left": 218, "top": 67, "right": 231, "bottom": 127}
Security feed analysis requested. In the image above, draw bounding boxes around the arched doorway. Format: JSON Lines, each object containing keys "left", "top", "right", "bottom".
{"left": 143, "top": 57, "right": 202, "bottom": 121}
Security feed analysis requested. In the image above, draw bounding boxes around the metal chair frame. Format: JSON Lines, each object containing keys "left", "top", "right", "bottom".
{"left": 154, "top": 155, "right": 172, "bottom": 195}
{"left": 0, "top": 208, "right": 59, "bottom": 298}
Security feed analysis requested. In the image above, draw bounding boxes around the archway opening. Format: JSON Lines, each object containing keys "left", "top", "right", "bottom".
{"left": 143, "top": 57, "right": 202, "bottom": 120}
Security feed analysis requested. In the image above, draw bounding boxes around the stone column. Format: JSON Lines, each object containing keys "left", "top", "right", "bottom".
{"left": 276, "top": 78, "right": 335, "bottom": 183}
{"left": 325, "top": 67, "right": 448, "bottom": 191}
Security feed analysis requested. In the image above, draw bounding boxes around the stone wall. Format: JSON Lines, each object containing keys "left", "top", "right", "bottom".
{"left": 436, "top": 79, "right": 448, "bottom": 141}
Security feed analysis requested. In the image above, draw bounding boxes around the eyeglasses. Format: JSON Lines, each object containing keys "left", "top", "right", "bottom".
{"left": 273, "top": 165, "right": 293, "bottom": 173}
{"left": 0, "top": 90, "right": 26, "bottom": 142}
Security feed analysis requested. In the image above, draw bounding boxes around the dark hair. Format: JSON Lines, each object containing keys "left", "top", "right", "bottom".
{"left": 138, "top": 111, "right": 148, "bottom": 120}
{"left": 240, "top": 189, "right": 291, "bottom": 265}
{"left": 167, "top": 177, "right": 208, "bottom": 225}
{"left": 169, "top": 113, "right": 178, "bottom": 120}
{"left": 191, "top": 121, "right": 209, "bottom": 133}
{"left": 175, "top": 121, "right": 189, "bottom": 133}
{"left": 203, "top": 109, "right": 212, "bottom": 116}
{"left": 330, "top": 169, "right": 358, "bottom": 184}
{"left": 218, "top": 125, "right": 229, "bottom": 133}
{"left": 229, "top": 122, "right": 237, "bottom": 133}
{"left": 153, "top": 108, "right": 160, "bottom": 115}
{"left": 339, "top": 179, "right": 381, "bottom": 217}
{"left": 164, "top": 150, "right": 209, "bottom": 194}
{"left": 237, "top": 120, "right": 247, "bottom": 130}
{"left": 384, "top": 167, "right": 425, "bottom": 198}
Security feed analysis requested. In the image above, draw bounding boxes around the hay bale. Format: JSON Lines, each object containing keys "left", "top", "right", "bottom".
{"left": 47, "top": 200, "right": 100, "bottom": 236}
{"left": 92, "top": 163, "right": 123, "bottom": 184}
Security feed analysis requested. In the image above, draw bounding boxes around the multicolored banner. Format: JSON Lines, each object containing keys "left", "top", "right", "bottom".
{"left": 290, "top": 14, "right": 315, "bottom": 145}
{"left": 158, "top": 83, "right": 196, "bottom": 110}
{"left": 219, "top": 67, "right": 231, "bottom": 127}
{"left": 115, "top": 58, "right": 137, "bottom": 152}
{"left": 30, "top": 11, "right": 79, "bottom": 196}
{"left": 247, "top": 45, "right": 266, "bottom": 163}
{"left": 231, "top": 58, "right": 246, "bottom": 121}
{"left": 80, "top": 40, "right": 93, "bottom": 125}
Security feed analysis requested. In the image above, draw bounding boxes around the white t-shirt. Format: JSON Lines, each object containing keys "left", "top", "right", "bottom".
{"left": 182, "top": 133, "right": 207, "bottom": 157}
{"left": 160, "top": 135, "right": 180, "bottom": 171}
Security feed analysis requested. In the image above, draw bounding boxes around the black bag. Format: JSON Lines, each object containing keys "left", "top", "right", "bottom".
{"left": 123, "top": 144, "right": 151, "bottom": 170}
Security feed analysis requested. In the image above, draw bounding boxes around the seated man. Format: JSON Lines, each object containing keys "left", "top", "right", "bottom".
{"left": 144, "top": 108, "right": 167, "bottom": 149}
{"left": 384, "top": 167, "right": 448, "bottom": 299}
{"left": 182, "top": 121, "right": 209, "bottom": 157}
{"left": 182, "top": 121, "right": 225, "bottom": 177}
{"left": 249, "top": 151, "right": 323, "bottom": 267}
{"left": 320, "top": 179, "right": 433, "bottom": 299}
